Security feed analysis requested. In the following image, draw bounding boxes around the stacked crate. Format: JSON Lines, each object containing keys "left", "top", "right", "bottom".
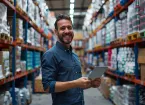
{"left": 106, "top": 20, "right": 116, "bottom": 44}
{"left": 33, "top": 51, "right": 41, "bottom": 68}
{"left": 139, "top": 0, "right": 145, "bottom": 31}
{"left": 21, "top": 51, "right": 33, "bottom": 70}
{"left": 127, "top": 0, "right": 140, "bottom": 34}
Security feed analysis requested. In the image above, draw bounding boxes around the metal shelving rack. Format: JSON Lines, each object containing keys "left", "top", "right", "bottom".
{"left": 0, "top": 0, "right": 49, "bottom": 105}
{"left": 85, "top": 0, "right": 145, "bottom": 105}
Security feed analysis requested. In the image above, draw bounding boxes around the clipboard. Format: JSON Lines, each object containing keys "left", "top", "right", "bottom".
{"left": 88, "top": 66, "right": 108, "bottom": 80}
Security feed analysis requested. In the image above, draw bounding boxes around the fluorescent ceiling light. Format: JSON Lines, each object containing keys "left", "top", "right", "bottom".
{"left": 102, "top": 0, "right": 105, "bottom": 3}
{"left": 70, "top": 0, "right": 75, "bottom": 3}
{"left": 70, "top": 4, "right": 74, "bottom": 9}
{"left": 71, "top": 18, "right": 73, "bottom": 23}
{"left": 73, "top": 12, "right": 86, "bottom": 16}
{"left": 70, "top": 15, "right": 73, "bottom": 23}
{"left": 70, "top": 9, "right": 74, "bottom": 14}
{"left": 70, "top": 14, "right": 73, "bottom": 18}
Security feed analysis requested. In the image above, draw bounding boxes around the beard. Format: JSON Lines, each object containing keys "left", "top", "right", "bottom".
{"left": 58, "top": 33, "right": 73, "bottom": 44}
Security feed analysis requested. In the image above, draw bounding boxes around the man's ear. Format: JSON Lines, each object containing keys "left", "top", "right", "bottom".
{"left": 54, "top": 29, "right": 58, "bottom": 36}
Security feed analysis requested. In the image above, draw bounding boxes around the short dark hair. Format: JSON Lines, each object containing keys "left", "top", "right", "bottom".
{"left": 54, "top": 14, "right": 72, "bottom": 30}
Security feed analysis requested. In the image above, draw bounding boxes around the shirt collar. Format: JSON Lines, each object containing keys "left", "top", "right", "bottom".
{"left": 56, "top": 41, "right": 72, "bottom": 52}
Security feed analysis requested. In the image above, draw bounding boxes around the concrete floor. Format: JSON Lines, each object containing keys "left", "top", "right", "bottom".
{"left": 30, "top": 88, "right": 113, "bottom": 105}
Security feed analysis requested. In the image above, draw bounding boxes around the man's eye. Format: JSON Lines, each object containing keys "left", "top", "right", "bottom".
{"left": 68, "top": 27, "right": 72, "bottom": 30}
{"left": 61, "top": 27, "right": 65, "bottom": 30}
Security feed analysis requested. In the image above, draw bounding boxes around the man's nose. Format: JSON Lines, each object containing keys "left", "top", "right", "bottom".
{"left": 64, "top": 28, "right": 69, "bottom": 33}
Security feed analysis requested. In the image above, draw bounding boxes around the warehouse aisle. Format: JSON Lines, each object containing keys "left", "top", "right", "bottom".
{"left": 84, "top": 88, "right": 113, "bottom": 105}
{"left": 30, "top": 88, "right": 113, "bottom": 105}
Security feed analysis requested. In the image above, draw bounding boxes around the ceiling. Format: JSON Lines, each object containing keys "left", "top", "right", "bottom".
{"left": 46, "top": 0, "right": 92, "bottom": 30}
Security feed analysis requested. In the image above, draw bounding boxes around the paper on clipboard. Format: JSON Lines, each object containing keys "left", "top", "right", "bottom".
{"left": 88, "top": 66, "right": 108, "bottom": 80}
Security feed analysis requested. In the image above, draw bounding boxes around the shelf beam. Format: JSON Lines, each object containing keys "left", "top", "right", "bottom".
{"left": 87, "top": 38, "right": 145, "bottom": 53}
{"left": 91, "top": 0, "right": 134, "bottom": 36}
{"left": 0, "top": 67, "right": 40, "bottom": 86}
{"left": 1, "top": 0, "right": 48, "bottom": 39}
{"left": 0, "top": 41, "right": 46, "bottom": 52}
{"left": 106, "top": 71, "right": 145, "bottom": 86}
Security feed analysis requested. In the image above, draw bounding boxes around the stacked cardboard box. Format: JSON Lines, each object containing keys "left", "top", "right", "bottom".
{"left": 74, "top": 49, "right": 84, "bottom": 57}
{"left": 139, "top": 0, "right": 145, "bottom": 31}
{"left": 34, "top": 75, "right": 46, "bottom": 93}
{"left": 8, "top": 18, "right": 23, "bottom": 43}
{"left": 99, "top": 77, "right": 116, "bottom": 99}
{"left": 0, "top": 51, "right": 11, "bottom": 78}
{"left": 21, "top": 51, "right": 33, "bottom": 70}
{"left": 138, "top": 48, "right": 145, "bottom": 81}
{"left": 110, "top": 85, "right": 136, "bottom": 105}
{"left": 33, "top": 51, "right": 41, "bottom": 68}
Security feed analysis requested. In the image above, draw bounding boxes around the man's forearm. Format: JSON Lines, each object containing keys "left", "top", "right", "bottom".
{"left": 44, "top": 77, "right": 91, "bottom": 93}
{"left": 45, "top": 80, "right": 78, "bottom": 93}
{"left": 55, "top": 80, "right": 78, "bottom": 92}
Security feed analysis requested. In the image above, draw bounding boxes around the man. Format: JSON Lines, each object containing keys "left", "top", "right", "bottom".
{"left": 41, "top": 14, "right": 101, "bottom": 105}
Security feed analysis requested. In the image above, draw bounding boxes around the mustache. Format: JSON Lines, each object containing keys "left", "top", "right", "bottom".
{"left": 62, "top": 33, "right": 73, "bottom": 36}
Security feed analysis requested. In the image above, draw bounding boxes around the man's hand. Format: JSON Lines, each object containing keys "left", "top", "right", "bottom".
{"left": 91, "top": 78, "right": 101, "bottom": 88}
{"left": 74, "top": 77, "right": 91, "bottom": 89}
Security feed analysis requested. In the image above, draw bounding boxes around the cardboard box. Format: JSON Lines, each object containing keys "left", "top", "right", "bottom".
{"left": 99, "top": 77, "right": 116, "bottom": 99}
{"left": 0, "top": 51, "right": 10, "bottom": 77}
{"left": 138, "top": 48, "right": 145, "bottom": 64}
{"left": 34, "top": 75, "right": 46, "bottom": 93}
{"left": 141, "top": 65, "right": 145, "bottom": 81}
{"left": 99, "top": 81, "right": 110, "bottom": 99}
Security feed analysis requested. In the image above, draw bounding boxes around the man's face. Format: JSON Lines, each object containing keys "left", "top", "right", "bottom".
{"left": 55, "top": 19, "right": 74, "bottom": 44}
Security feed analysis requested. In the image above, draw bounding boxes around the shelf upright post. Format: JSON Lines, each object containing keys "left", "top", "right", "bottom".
{"left": 24, "top": 0, "right": 28, "bottom": 88}
{"left": 116, "top": 48, "right": 120, "bottom": 85}
{"left": 134, "top": 43, "right": 139, "bottom": 105}
{"left": 32, "top": 71, "right": 35, "bottom": 93}
{"left": 96, "top": 52, "right": 99, "bottom": 66}
{"left": 32, "top": 50, "right": 35, "bottom": 93}
{"left": 11, "top": 0, "right": 16, "bottom": 104}
{"left": 102, "top": 50, "right": 105, "bottom": 63}
{"left": 134, "top": 44, "right": 139, "bottom": 79}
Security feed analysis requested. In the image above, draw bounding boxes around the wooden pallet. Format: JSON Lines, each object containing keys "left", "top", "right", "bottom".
{"left": 9, "top": 36, "right": 13, "bottom": 43}
{"left": 127, "top": 32, "right": 140, "bottom": 41}
{"left": 125, "top": 73, "right": 135, "bottom": 79}
{"left": 26, "top": 42, "right": 32, "bottom": 46}
{"left": 8, "top": 0, "right": 14, "bottom": 4}
{"left": 93, "top": 44, "right": 102, "bottom": 50}
{"left": 21, "top": 10, "right": 28, "bottom": 17}
{"left": 5, "top": 74, "right": 12, "bottom": 79}
{"left": 16, "top": 5, "right": 22, "bottom": 13}
{"left": 0, "top": 33, "right": 9, "bottom": 40}
{"left": 16, "top": 38, "right": 24, "bottom": 44}
{"left": 111, "top": 38, "right": 124, "bottom": 45}
{"left": 15, "top": 70, "right": 22, "bottom": 75}
{"left": 16, "top": 5, "right": 28, "bottom": 17}
{"left": 0, "top": 33, "right": 12, "bottom": 44}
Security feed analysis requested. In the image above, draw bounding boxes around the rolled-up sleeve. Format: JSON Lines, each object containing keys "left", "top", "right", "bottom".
{"left": 41, "top": 51, "right": 57, "bottom": 93}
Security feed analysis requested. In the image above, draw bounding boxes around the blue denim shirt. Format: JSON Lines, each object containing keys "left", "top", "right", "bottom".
{"left": 41, "top": 41, "right": 84, "bottom": 105}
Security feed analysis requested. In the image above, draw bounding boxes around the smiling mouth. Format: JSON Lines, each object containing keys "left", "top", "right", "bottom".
{"left": 63, "top": 36, "right": 72, "bottom": 40}
{"left": 63, "top": 34, "right": 73, "bottom": 38}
